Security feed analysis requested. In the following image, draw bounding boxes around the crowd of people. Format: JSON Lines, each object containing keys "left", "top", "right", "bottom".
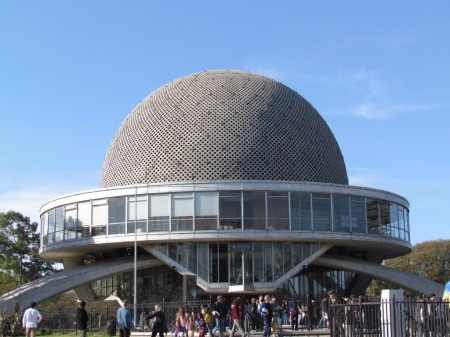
{"left": 146, "top": 294, "right": 332, "bottom": 337}
{"left": 19, "top": 291, "right": 449, "bottom": 337}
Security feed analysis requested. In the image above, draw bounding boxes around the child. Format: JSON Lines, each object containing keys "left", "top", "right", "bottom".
{"left": 196, "top": 313, "right": 207, "bottom": 337}
{"left": 187, "top": 314, "right": 196, "bottom": 337}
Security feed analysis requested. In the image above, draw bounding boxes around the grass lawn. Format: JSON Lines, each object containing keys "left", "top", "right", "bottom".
{"left": 19, "top": 332, "right": 112, "bottom": 337}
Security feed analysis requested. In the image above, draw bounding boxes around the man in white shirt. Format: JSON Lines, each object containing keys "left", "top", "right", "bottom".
{"left": 22, "top": 302, "right": 42, "bottom": 337}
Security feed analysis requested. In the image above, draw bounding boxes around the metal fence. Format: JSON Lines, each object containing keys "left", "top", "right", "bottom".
{"left": 34, "top": 297, "right": 450, "bottom": 336}
{"left": 329, "top": 298, "right": 450, "bottom": 337}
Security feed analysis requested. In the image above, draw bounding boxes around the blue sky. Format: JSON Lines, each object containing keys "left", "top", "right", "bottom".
{"left": 1, "top": 1, "right": 449, "bottom": 245}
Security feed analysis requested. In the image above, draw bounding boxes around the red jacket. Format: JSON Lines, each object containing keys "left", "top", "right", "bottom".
{"left": 231, "top": 304, "right": 241, "bottom": 320}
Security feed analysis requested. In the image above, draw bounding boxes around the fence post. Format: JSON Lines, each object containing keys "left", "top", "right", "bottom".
{"left": 380, "top": 289, "right": 404, "bottom": 337}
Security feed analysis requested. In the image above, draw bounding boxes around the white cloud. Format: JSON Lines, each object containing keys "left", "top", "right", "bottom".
{"left": 352, "top": 102, "right": 425, "bottom": 119}
{"left": 327, "top": 68, "right": 430, "bottom": 119}
{"left": 344, "top": 68, "right": 385, "bottom": 97}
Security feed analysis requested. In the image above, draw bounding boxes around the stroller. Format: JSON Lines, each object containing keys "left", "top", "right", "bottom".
{"left": 106, "top": 319, "right": 117, "bottom": 336}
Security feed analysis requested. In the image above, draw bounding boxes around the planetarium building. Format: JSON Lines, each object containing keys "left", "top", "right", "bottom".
{"left": 4, "top": 70, "right": 443, "bottom": 312}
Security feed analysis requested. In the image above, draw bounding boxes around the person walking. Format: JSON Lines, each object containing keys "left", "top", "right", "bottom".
{"left": 290, "top": 300, "right": 300, "bottom": 331}
{"left": 211, "top": 295, "right": 226, "bottom": 337}
{"left": 229, "top": 297, "right": 247, "bottom": 337}
{"left": 328, "top": 291, "right": 344, "bottom": 337}
{"left": 22, "top": 302, "right": 42, "bottom": 337}
{"left": 256, "top": 295, "right": 265, "bottom": 331}
{"left": 76, "top": 301, "right": 89, "bottom": 337}
{"left": 187, "top": 313, "right": 196, "bottom": 337}
{"left": 317, "top": 296, "right": 328, "bottom": 329}
{"left": 175, "top": 307, "right": 189, "bottom": 337}
{"left": 261, "top": 295, "right": 273, "bottom": 337}
{"left": 117, "top": 299, "right": 135, "bottom": 337}
{"left": 202, "top": 305, "right": 213, "bottom": 337}
{"left": 270, "top": 295, "right": 282, "bottom": 333}
{"left": 147, "top": 304, "right": 168, "bottom": 337}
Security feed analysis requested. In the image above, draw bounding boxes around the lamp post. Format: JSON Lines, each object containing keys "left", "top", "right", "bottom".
{"left": 133, "top": 187, "right": 138, "bottom": 326}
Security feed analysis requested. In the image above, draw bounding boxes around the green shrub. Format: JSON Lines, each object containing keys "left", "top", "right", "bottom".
{"left": 0, "top": 307, "right": 22, "bottom": 336}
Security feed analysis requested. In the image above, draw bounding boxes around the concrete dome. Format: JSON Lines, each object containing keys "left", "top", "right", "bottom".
{"left": 100, "top": 70, "right": 348, "bottom": 187}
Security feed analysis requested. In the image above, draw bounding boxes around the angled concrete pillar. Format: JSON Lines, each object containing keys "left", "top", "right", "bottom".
{"left": 63, "top": 257, "right": 96, "bottom": 301}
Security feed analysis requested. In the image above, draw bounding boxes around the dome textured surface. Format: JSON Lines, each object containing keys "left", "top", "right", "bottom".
{"left": 100, "top": 70, "right": 348, "bottom": 187}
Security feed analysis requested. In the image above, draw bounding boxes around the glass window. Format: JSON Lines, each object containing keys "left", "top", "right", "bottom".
{"left": 230, "top": 242, "right": 253, "bottom": 286}
{"left": 55, "top": 207, "right": 64, "bottom": 242}
{"left": 283, "top": 242, "right": 292, "bottom": 274}
{"left": 293, "top": 243, "right": 304, "bottom": 266}
{"left": 399, "top": 205, "right": 410, "bottom": 241}
{"left": 243, "top": 249, "right": 253, "bottom": 284}
{"left": 149, "top": 194, "right": 170, "bottom": 232}
{"left": 48, "top": 209, "right": 55, "bottom": 236}
{"left": 218, "top": 243, "right": 228, "bottom": 283}
{"left": 267, "top": 192, "right": 289, "bottom": 230}
{"left": 350, "top": 196, "right": 366, "bottom": 233}
{"left": 168, "top": 243, "right": 177, "bottom": 261}
{"left": 126, "top": 221, "right": 147, "bottom": 234}
{"left": 291, "top": 192, "right": 311, "bottom": 230}
{"left": 128, "top": 196, "right": 147, "bottom": 221}
{"left": 312, "top": 193, "right": 331, "bottom": 231}
{"left": 92, "top": 200, "right": 108, "bottom": 225}
{"left": 172, "top": 243, "right": 195, "bottom": 270}
{"left": 405, "top": 208, "right": 410, "bottom": 241}
{"left": 78, "top": 201, "right": 91, "bottom": 238}
{"left": 265, "top": 243, "right": 273, "bottom": 282}
{"left": 128, "top": 196, "right": 147, "bottom": 233}
{"left": 91, "top": 226, "right": 107, "bottom": 236}
{"left": 311, "top": 243, "right": 321, "bottom": 254}
{"left": 210, "top": 243, "right": 228, "bottom": 283}
{"left": 171, "top": 193, "right": 193, "bottom": 231}
{"left": 230, "top": 248, "right": 242, "bottom": 285}
{"left": 273, "top": 243, "right": 283, "bottom": 279}
{"left": 333, "top": 194, "right": 350, "bottom": 232}
{"left": 366, "top": 198, "right": 379, "bottom": 234}
{"left": 108, "top": 197, "right": 126, "bottom": 223}
{"left": 219, "top": 191, "right": 242, "bottom": 230}
{"left": 108, "top": 197, "right": 126, "bottom": 234}
{"left": 211, "top": 244, "right": 219, "bottom": 283}
{"left": 197, "top": 243, "right": 209, "bottom": 281}
{"left": 302, "top": 243, "right": 311, "bottom": 260}
{"left": 390, "top": 203, "right": 399, "bottom": 238}
{"left": 186, "top": 243, "right": 197, "bottom": 273}
{"left": 195, "top": 192, "right": 218, "bottom": 230}
{"left": 243, "top": 191, "right": 266, "bottom": 230}
{"left": 398, "top": 206, "right": 405, "bottom": 230}
{"left": 92, "top": 200, "right": 107, "bottom": 236}
{"left": 253, "top": 243, "right": 264, "bottom": 282}
{"left": 379, "top": 201, "right": 391, "bottom": 236}
{"left": 64, "top": 204, "right": 77, "bottom": 240}
{"left": 42, "top": 213, "right": 49, "bottom": 245}
{"left": 109, "top": 223, "right": 125, "bottom": 235}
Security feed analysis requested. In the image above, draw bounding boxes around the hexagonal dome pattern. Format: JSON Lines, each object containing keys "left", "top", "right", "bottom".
{"left": 100, "top": 70, "right": 348, "bottom": 187}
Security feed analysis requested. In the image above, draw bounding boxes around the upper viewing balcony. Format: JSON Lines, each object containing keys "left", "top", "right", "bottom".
{"left": 39, "top": 181, "right": 411, "bottom": 262}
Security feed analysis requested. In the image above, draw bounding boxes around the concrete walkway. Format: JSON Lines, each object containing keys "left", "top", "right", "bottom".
{"left": 132, "top": 327, "right": 331, "bottom": 337}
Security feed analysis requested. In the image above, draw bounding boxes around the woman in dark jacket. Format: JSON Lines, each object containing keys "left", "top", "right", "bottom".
{"left": 147, "top": 304, "right": 168, "bottom": 337}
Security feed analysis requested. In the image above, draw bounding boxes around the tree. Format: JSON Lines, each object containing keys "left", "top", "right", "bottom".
{"left": 0, "top": 211, "right": 56, "bottom": 289}
{"left": 366, "top": 239, "right": 450, "bottom": 296}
